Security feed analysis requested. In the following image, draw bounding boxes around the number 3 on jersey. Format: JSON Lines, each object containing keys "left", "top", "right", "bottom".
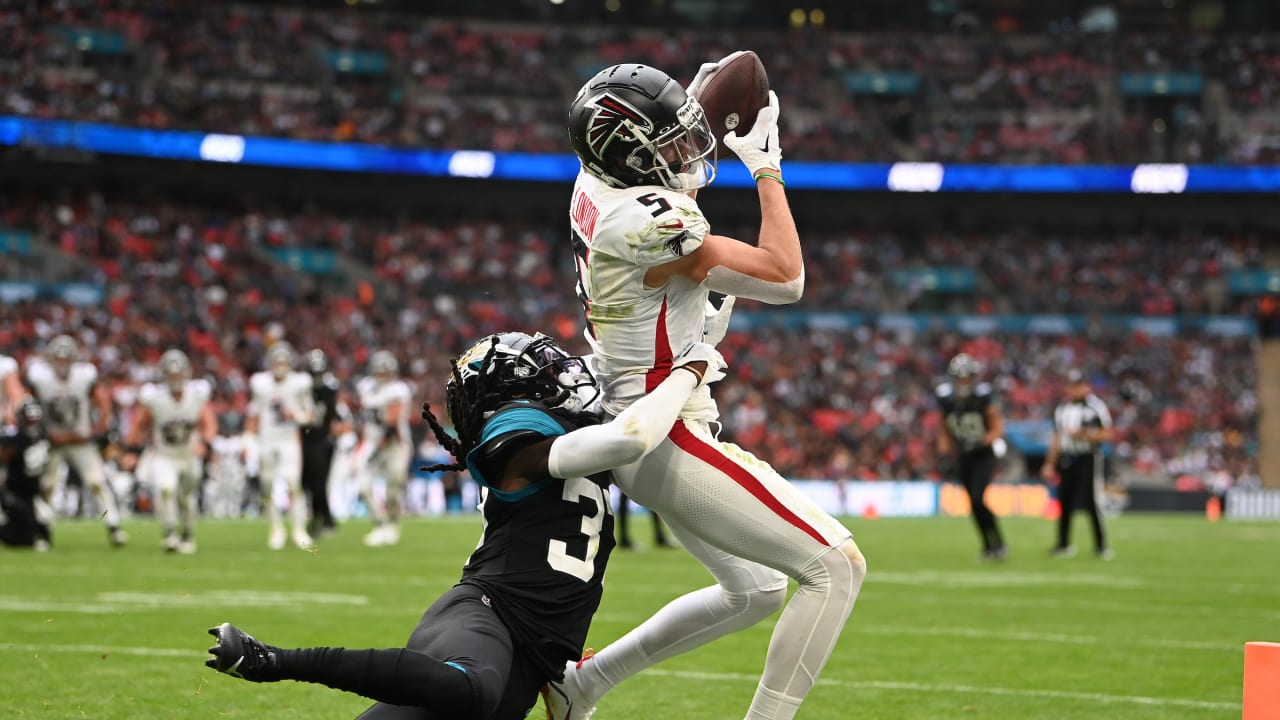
{"left": 547, "top": 476, "right": 612, "bottom": 582}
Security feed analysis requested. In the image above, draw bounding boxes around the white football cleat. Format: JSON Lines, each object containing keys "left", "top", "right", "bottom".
{"left": 292, "top": 530, "right": 314, "bottom": 551}
{"left": 178, "top": 540, "right": 198, "bottom": 555}
{"left": 268, "top": 527, "right": 286, "bottom": 551}
{"left": 163, "top": 533, "right": 181, "bottom": 553}
{"left": 542, "top": 654, "right": 598, "bottom": 720}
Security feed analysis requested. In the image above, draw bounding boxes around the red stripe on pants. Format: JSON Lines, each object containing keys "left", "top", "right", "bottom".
{"left": 668, "top": 421, "right": 830, "bottom": 547}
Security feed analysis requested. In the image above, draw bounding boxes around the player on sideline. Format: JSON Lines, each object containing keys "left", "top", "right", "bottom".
{"left": 127, "top": 349, "right": 215, "bottom": 554}
{"left": 206, "top": 332, "right": 724, "bottom": 720}
{"left": 245, "top": 342, "right": 314, "bottom": 550}
{"left": 936, "top": 353, "right": 1007, "bottom": 561}
{"left": 24, "top": 335, "right": 127, "bottom": 546}
{"left": 549, "top": 63, "right": 866, "bottom": 720}
{"left": 356, "top": 350, "right": 412, "bottom": 547}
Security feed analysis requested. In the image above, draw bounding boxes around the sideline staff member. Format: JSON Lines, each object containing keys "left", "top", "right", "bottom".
{"left": 1041, "top": 369, "right": 1113, "bottom": 559}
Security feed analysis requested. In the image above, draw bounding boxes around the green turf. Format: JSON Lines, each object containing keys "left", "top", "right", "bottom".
{"left": 1, "top": 513, "right": 1274, "bottom": 719}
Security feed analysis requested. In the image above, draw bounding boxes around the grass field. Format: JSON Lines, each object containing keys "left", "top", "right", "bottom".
{"left": 2, "top": 513, "right": 1276, "bottom": 719}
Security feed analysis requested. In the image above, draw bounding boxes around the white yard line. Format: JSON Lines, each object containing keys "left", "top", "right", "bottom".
{"left": 643, "top": 668, "right": 1241, "bottom": 711}
{"left": 0, "top": 642, "right": 1240, "bottom": 711}
{"left": 859, "top": 624, "right": 1241, "bottom": 652}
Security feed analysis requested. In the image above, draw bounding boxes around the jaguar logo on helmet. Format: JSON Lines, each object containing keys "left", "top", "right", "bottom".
{"left": 586, "top": 93, "right": 654, "bottom": 161}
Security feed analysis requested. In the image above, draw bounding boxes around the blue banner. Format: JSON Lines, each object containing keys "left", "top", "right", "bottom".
{"left": 1228, "top": 269, "right": 1280, "bottom": 295}
{"left": 1118, "top": 72, "right": 1204, "bottom": 96}
{"left": 266, "top": 247, "right": 338, "bottom": 275}
{"left": 0, "top": 281, "right": 103, "bottom": 305}
{"left": 4, "top": 116, "right": 1280, "bottom": 193}
{"left": 0, "top": 230, "right": 31, "bottom": 255}
{"left": 728, "top": 312, "right": 1257, "bottom": 337}
{"left": 320, "top": 49, "right": 390, "bottom": 75}
{"left": 890, "top": 268, "right": 976, "bottom": 291}
{"left": 843, "top": 71, "right": 920, "bottom": 95}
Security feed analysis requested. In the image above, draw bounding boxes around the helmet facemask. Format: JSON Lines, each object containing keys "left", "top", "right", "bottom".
{"left": 625, "top": 97, "right": 717, "bottom": 191}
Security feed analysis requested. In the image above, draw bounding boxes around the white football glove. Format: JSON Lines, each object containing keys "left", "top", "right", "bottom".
{"left": 673, "top": 342, "right": 728, "bottom": 388}
{"left": 686, "top": 61, "right": 721, "bottom": 96}
{"left": 723, "top": 90, "right": 782, "bottom": 178}
{"left": 703, "top": 295, "right": 736, "bottom": 346}
{"left": 687, "top": 51, "right": 754, "bottom": 95}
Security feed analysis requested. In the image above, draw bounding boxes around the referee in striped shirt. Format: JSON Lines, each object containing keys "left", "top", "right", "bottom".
{"left": 1041, "top": 369, "right": 1114, "bottom": 559}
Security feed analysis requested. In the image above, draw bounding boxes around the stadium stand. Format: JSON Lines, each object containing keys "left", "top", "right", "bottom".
{"left": 3, "top": 1, "right": 1280, "bottom": 162}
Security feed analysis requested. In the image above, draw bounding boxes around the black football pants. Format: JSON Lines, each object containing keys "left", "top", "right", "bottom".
{"left": 958, "top": 447, "right": 1004, "bottom": 552}
{"left": 1056, "top": 453, "right": 1107, "bottom": 552}
{"left": 272, "top": 583, "right": 546, "bottom": 720}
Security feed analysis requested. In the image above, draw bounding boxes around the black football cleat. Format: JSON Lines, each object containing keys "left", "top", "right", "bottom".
{"left": 206, "top": 623, "right": 282, "bottom": 682}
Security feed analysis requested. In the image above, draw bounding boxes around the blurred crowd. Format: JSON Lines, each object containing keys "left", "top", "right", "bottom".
{"left": 3, "top": 0, "right": 1280, "bottom": 163}
{"left": 0, "top": 191, "right": 1262, "bottom": 489}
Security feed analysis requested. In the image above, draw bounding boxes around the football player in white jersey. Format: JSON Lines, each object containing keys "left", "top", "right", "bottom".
{"left": 545, "top": 64, "right": 866, "bottom": 720}
{"left": 128, "top": 349, "right": 215, "bottom": 554}
{"left": 0, "top": 352, "right": 24, "bottom": 426}
{"left": 245, "top": 343, "right": 315, "bottom": 550}
{"left": 356, "top": 350, "right": 413, "bottom": 547}
{"left": 24, "top": 334, "right": 128, "bottom": 547}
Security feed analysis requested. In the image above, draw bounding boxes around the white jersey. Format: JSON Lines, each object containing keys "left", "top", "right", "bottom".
{"left": 356, "top": 376, "right": 412, "bottom": 447}
{"left": 570, "top": 170, "right": 714, "bottom": 419}
{"left": 26, "top": 360, "right": 99, "bottom": 436}
{"left": 0, "top": 354, "right": 17, "bottom": 407}
{"left": 249, "top": 371, "right": 313, "bottom": 443}
{"left": 139, "top": 379, "right": 212, "bottom": 456}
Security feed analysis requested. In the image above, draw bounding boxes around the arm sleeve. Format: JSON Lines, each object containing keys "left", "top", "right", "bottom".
{"left": 547, "top": 369, "right": 698, "bottom": 479}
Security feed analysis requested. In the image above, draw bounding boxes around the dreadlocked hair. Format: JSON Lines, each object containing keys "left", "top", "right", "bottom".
{"left": 419, "top": 337, "right": 501, "bottom": 473}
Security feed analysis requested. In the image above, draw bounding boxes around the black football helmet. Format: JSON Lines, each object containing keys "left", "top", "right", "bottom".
{"left": 16, "top": 397, "right": 44, "bottom": 441}
{"left": 304, "top": 348, "right": 328, "bottom": 376}
{"left": 568, "top": 63, "right": 716, "bottom": 191}
{"left": 448, "top": 333, "right": 597, "bottom": 420}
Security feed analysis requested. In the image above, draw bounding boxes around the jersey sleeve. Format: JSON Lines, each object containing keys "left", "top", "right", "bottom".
{"left": 934, "top": 384, "right": 953, "bottom": 412}
{"left": 592, "top": 189, "right": 709, "bottom": 268}
{"left": 192, "top": 379, "right": 213, "bottom": 405}
{"left": 0, "top": 355, "right": 16, "bottom": 379}
{"left": 25, "top": 360, "right": 50, "bottom": 389}
{"left": 974, "top": 383, "right": 995, "bottom": 410}
{"left": 246, "top": 373, "right": 266, "bottom": 417}
{"left": 465, "top": 406, "right": 568, "bottom": 499}
{"left": 137, "top": 383, "right": 159, "bottom": 411}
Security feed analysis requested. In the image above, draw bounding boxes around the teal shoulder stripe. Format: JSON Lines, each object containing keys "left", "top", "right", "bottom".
{"left": 479, "top": 407, "right": 567, "bottom": 444}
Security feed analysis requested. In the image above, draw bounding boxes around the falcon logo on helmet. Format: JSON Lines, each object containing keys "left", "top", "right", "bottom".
{"left": 585, "top": 93, "right": 654, "bottom": 161}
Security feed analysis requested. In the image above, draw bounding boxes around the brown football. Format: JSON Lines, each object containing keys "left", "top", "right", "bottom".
{"left": 687, "top": 50, "right": 770, "bottom": 154}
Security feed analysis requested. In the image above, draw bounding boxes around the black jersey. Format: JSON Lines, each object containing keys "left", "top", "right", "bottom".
{"left": 937, "top": 382, "right": 994, "bottom": 454}
{"left": 302, "top": 373, "right": 340, "bottom": 445}
{"left": 1, "top": 428, "right": 48, "bottom": 497}
{"left": 459, "top": 401, "right": 614, "bottom": 681}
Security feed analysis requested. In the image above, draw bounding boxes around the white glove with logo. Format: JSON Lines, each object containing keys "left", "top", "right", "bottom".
{"left": 703, "top": 296, "right": 736, "bottom": 346}
{"left": 673, "top": 342, "right": 728, "bottom": 388}
{"left": 723, "top": 90, "right": 782, "bottom": 177}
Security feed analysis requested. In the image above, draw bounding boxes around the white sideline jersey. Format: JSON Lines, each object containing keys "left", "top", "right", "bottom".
{"left": 26, "top": 360, "right": 98, "bottom": 436}
{"left": 356, "top": 376, "right": 412, "bottom": 447}
{"left": 0, "top": 354, "right": 17, "bottom": 411}
{"left": 139, "top": 379, "right": 212, "bottom": 456}
{"left": 248, "top": 371, "right": 313, "bottom": 442}
{"left": 570, "top": 170, "right": 714, "bottom": 419}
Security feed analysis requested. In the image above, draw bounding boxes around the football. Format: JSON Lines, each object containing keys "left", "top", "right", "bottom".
{"left": 687, "top": 50, "right": 771, "bottom": 153}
